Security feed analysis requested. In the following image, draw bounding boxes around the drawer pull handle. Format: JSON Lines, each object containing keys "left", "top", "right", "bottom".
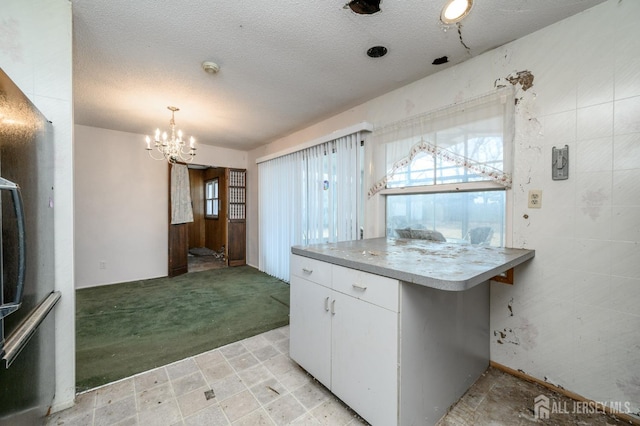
{"left": 324, "top": 297, "right": 330, "bottom": 312}
{"left": 352, "top": 283, "right": 367, "bottom": 291}
{"left": 302, "top": 268, "right": 313, "bottom": 274}
{"left": 331, "top": 300, "right": 336, "bottom": 315}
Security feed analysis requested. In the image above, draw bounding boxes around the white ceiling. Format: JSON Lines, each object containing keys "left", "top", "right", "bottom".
{"left": 71, "top": 0, "right": 605, "bottom": 151}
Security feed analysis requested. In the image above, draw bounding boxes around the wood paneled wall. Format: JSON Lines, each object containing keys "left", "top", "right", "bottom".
{"left": 188, "top": 168, "right": 206, "bottom": 249}
{"left": 203, "top": 167, "right": 227, "bottom": 253}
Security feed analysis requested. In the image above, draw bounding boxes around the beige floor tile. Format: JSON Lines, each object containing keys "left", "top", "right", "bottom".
{"left": 241, "top": 334, "right": 271, "bottom": 352}
{"left": 220, "top": 389, "right": 261, "bottom": 422}
{"left": 278, "top": 366, "right": 312, "bottom": 393}
{"left": 263, "top": 354, "right": 297, "bottom": 377}
{"left": 137, "top": 398, "right": 182, "bottom": 426}
{"left": 220, "top": 341, "right": 248, "bottom": 359}
{"left": 183, "top": 403, "right": 229, "bottom": 426}
{"left": 134, "top": 367, "right": 169, "bottom": 392}
{"left": 253, "top": 344, "right": 280, "bottom": 362}
{"left": 237, "top": 364, "right": 275, "bottom": 388}
{"left": 94, "top": 395, "right": 137, "bottom": 426}
{"left": 291, "top": 381, "right": 331, "bottom": 411}
{"left": 137, "top": 382, "right": 174, "bottom": 412}
{"left": 228, "top": 352, "right": 260, "bottom": 372}
{"left": 202, "top": 360, "right": 235, "bottom": 383}
{"left": 171, "top": 370, "right": 208, "bottom": 397}
{"left": 194, "top": 349, "right": 225, "bottom": 369}
{"left": 250, "top": 377, "right": 287, "bottom": 406}
{"left": 212, "top": 373, "right": 247, "bottom": 401}
{"left": 264, "top": 393, "right": 306, "bottom": 425}
{"left": 177, "top": 385, "right": 219, "bottom": 418}
{"left": 166, "top": 358, "right": 200, "bottom": 381}
{"left": 233, "top": 408, "right": 276, "bottom": 426}
{"left": 95, "top": 378, "right": 135, "bottom": 408}
{"left": 309, "top": 398, "right": 356, "bottom": 426}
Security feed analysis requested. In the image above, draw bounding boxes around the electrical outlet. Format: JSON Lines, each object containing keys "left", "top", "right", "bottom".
{"left": 528, "top": 190, "right": 542, "bottom": 208}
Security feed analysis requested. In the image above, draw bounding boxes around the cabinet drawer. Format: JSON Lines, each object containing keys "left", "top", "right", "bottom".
{"left": 290, "top": 255, "right": 332, "bottom": 286}
{"left": 332, "top": 265, "right": 399, "bottom": 312}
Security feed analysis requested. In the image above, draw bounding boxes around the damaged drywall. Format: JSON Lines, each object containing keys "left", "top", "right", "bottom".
{"left": 506, "top": 70, "right": 535, "bottom": 91}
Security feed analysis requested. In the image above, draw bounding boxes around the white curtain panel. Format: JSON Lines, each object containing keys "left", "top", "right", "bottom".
{"left": 368, "top": 88, "right": 515, "bottom": 197}
{"left": 258, "top": 133, "right": 361, "bottom": 282}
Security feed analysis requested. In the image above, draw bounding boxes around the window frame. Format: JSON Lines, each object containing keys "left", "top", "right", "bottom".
{"left": 205, "top": 178, "right": 219, "bottom": 219}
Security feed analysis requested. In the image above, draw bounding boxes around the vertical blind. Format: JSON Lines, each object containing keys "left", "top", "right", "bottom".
{"left": 258, "top": 133, "right": 361, "bottom": 281}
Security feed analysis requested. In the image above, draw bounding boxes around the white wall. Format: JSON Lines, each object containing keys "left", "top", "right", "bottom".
{"left": 74, "top": 126, "right": 168, "bottom": 287}
{"left": 0, "top": 0, "right": 75, "bottom": 412}
{"left": 74, "top": 125, "right": 247, "bottom": 288}
{"left": 248, "top": 0, "right": 640, "bottom": 415}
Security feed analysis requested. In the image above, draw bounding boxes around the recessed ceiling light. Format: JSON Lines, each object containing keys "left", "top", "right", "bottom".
{"left": 367, "top": 46, "right": 388, "bottom": 58}
{"left": 440, "top": 0, "right": 473, "bottom": 24}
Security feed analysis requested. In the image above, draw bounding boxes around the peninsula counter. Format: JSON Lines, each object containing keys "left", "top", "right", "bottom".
{"left": 289, "top": 238, "right": 534, "bottom": 425}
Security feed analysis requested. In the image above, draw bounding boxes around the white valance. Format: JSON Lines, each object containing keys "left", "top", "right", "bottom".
{"left": 368, "top": 88, "right": 515, "bottom": 198}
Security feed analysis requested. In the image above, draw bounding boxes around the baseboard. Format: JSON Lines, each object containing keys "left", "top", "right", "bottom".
{"left": 490, "top": 361, "right": 640, "bottom": 425}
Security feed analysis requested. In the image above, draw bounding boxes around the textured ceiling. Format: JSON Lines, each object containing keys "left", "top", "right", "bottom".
{"left": 71, "top": 0, "right": 605, "bottom": 151}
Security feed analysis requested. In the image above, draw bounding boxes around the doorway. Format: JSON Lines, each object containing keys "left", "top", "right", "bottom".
{"left": 187, "top": 165, "right": 227, "bottom": 273}
{"left": 167, "top": 164, "right": 246, "bottom": 277}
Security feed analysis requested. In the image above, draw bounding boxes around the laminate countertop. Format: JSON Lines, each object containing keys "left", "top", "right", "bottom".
{"left": 291, "top": 237, "right": 535, "bottom": 291}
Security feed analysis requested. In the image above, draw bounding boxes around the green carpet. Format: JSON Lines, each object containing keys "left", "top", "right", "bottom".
{"left": 76, "top": 266, "right": 290, "bottom": 392}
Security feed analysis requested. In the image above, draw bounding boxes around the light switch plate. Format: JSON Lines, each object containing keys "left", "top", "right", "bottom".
{"left": 528, "top": 190, "right": 542, "bottom": 208}
{"left": 552, "top": 145, "right": 569, "bottom": 180}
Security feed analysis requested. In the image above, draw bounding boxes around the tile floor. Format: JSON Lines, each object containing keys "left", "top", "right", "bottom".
{"left": 47, "top": 325, "right": 633, "bottom": 426}
{"left": 46, "top": 326, "right": 367, "bottom": 426}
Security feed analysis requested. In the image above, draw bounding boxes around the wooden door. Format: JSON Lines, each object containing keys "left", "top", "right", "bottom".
{"left": 168, "top": 163, "right": 188, "bottom": 277}
{"left": 226, "top": 168, "right": 246, "bottom": 266}
{"left": 168, "top": 223, "right": 188, "bottom": 277}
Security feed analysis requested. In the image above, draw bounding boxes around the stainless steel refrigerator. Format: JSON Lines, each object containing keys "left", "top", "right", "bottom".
{"left": 0, "top": 68, "right": 61, "bottom": 425}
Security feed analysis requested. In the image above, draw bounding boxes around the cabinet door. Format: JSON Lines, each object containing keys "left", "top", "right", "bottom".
{"left": 289, "top": 276, "right": 332, "bottom": 386}
{"left": 331, "top": 293, "right": 398, "bottom": 426}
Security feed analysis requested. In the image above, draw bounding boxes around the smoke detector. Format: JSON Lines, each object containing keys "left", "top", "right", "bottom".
{"left": 202, "top": 61, "right": 220, "bottom": 74}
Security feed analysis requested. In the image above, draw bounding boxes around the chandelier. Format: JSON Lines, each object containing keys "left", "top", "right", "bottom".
{"left": 145, "top": 106, "right": 196, "bottom": 163}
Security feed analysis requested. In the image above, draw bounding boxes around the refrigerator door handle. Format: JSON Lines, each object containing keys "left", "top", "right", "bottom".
{"left": 2, "top": 291, "right": 61, "bottom": 367}
{"left": 0, "top": 177, "right": 27, "bottom": 320}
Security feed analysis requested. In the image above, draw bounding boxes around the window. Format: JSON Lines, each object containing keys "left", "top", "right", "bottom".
{"left": 205, "top": 179, "right": 219, "bottom": 219}
{"left": 386, "top": 190, "right": 505, "bottom": 246}
{"left": 370, "top": 89, "right": 514, "bottom": 247}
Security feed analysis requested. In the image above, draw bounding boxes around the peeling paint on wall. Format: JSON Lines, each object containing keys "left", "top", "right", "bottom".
{"left": 506, "top": 70, "right": 535, "bottom": 91}
{"left": 493, "top": 328, "right": 519, "bottom": 346}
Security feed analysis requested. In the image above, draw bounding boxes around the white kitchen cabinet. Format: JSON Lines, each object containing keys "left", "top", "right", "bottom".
{"left": 290, "top": 239, "right": 534, "bottom": 425}
{"left": 289, "top": 255, "right": 399, "bottom": 426}
{"left": 289, "top": 275, "right": 331, "bottom": 385}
